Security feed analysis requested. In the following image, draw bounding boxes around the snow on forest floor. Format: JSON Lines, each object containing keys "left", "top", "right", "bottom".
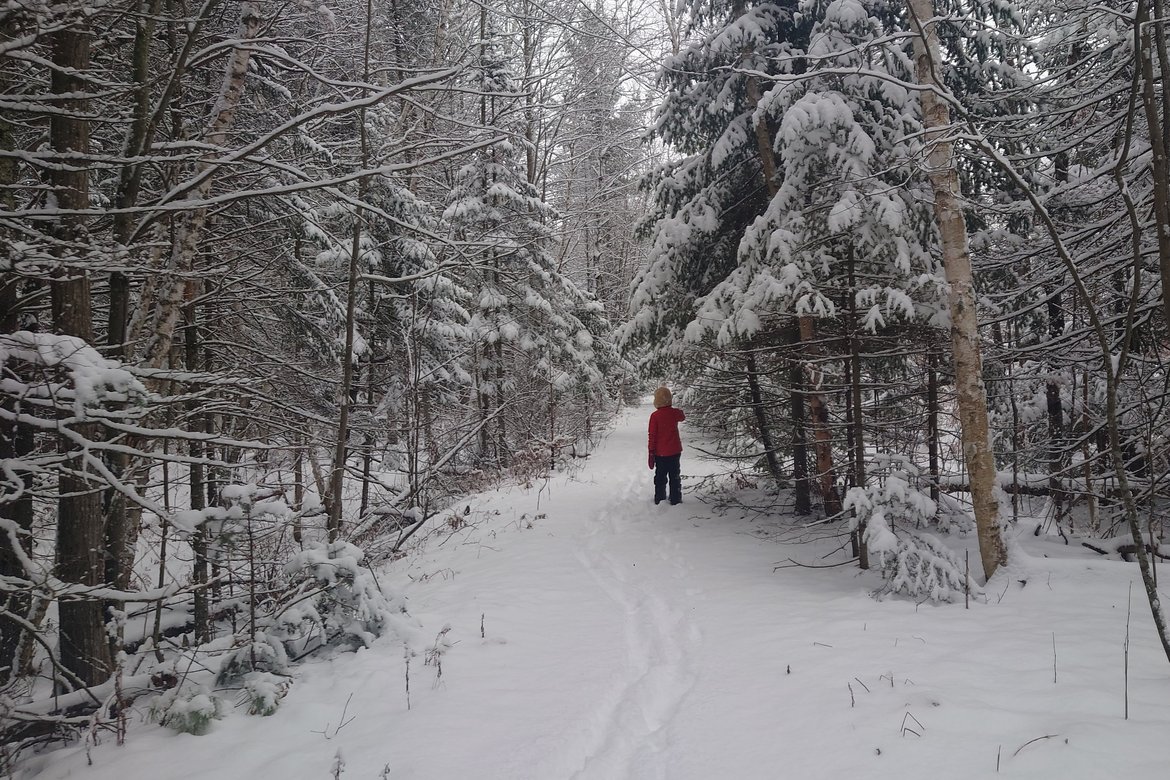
{"left": 24, "top": 402, "right": 1170, "bottom": 779}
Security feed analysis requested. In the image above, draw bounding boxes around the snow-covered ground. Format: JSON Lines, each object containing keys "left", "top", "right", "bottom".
{"left": 24, "top": 403, "right": 1170, "bottom": 779}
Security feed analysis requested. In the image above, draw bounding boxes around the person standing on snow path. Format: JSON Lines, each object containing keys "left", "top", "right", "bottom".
{"left": 648, "top": 386, "right": 686, "bottom": 505}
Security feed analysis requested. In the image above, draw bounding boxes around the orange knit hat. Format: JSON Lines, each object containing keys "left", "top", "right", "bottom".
{"left": 653, "top": 386, "right": 672, "bottom": 408}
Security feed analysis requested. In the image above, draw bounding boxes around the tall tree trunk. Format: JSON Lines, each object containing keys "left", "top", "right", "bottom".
{"left": 844, "top": 357, "right": 859, "bottom": 557}
{"left": 1045, "top": 287, "right": 1066, "bottom": 525}
{"left": 103, "top": 0, "right": 167, "bottom": 604}
{"left": 906, "top": 0, "right": 1007, "bottom": 580}
{"left": 788, "top": 331, "right": 812, "bottom": 515}
{"left": 131, "top": 2, "right": 262, "bottom": 369}
{"left": 406, "top": 307, "right": 421, "bottom": 501}
{"left": 744, "top": 65, "right": 840, "bottom": 516}
{"left": 1138, "top": 0, "right": 1170, "bottom": 332}
{"left": 521, "top": 0, "right": 539, "bottom": 187}
{"left": 108, "top": 0, "right": 164, "bottom": 354}
{"left": 494, "top": 340, "right": 508, "bottom": 466}
{"left": 847, "top": 253, "right": 868, "bottom": 568}
{"left": 328, "top": 219, "right": 360, "bottom": 541}
{"left": 107, "top": 1, "right": 212, "bottom": 608}
{"left": 359, "top": 280, "right": 377, "bottom": 521}
{"left": 548, "top": 370, "right": 557, "bottom": 473}
{"left": 797, "top": 317, "right": 841, "bottom": 515}
{"left": 1045, "top": 151, "right": 1069, "bottom": 525}
{"left": 49, "top": 21, "right": 113, "bottom": 687}
{"left": 184, "top": 298, "right": 210, "bottom": 644}
{"left": 293, "top": 434, "right": 304, "bottom": 545}
{"left": 328, "top": 0, "right": 374, "bottom": 541}
{"left": 476, "top": 348, "right": 490, "bottom": 457}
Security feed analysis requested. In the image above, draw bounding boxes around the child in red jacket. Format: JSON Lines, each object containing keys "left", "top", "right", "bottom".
{"left": 648, "top": 386, "right": 686, "bottom": 505}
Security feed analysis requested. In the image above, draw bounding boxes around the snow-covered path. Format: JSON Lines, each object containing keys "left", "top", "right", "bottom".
{"left": 28, "top": 403, "right": 1170, "bottom": 779}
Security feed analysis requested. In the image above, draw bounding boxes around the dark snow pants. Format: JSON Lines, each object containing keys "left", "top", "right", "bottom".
{"left": 654, "top": 454, "right": 682, "bottom": 505}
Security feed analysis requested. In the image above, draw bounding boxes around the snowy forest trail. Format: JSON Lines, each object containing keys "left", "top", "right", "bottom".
{"left": 31, "top": 403, "right": 1170, "bottom": 780}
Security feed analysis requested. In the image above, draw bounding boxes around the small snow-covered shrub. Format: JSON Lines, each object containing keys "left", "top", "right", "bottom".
{"left": 272, "top": 540, "right": 398, "bottom": 658}
{"left": 239, "top": 672, "right": 290, "bottom": 716}
{"left": 216, "top": 633, "right": 290, "bottom": 686}
{"left": 845, "top": 455, "right": 977, "bottom": 603}
{"left": 867, "top": 529, "right": 972, "bottom": 603}
{"left": 150, "top": 683, "right": 222, "bottom": 735}
{"left": 181, "top": 484, "right": 411, "bottom": 711}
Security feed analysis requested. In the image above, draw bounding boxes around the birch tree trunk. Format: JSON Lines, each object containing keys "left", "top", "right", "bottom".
{"left": 906, "top": 0, "right": 1007, "bottom": 580}
{"left": 132, "top": 2, "right": 262, "bottom": 370}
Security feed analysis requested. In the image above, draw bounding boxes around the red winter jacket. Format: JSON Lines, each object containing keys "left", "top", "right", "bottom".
{"left": 648, "top": 406, "right": 686, "bottom": 458}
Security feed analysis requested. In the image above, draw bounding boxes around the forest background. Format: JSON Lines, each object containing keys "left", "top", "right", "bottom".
{"left": 2, "top": 0, "right": 1169, "bottom": 767}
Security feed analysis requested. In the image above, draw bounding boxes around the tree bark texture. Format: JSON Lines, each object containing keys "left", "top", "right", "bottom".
{"left": 906, "top": 0, "right": 1007, "bottom": 580}
{"left": 183, "top": 299, "right": 211, "bottom": 643}
{"left": 797, "top": 316, "right": 842, "bottom": 516}
{"left": 48, "top": 22, "right": 113, "bottom": 686}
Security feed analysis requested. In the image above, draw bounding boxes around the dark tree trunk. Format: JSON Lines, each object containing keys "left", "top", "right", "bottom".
{"left": 743, "top": 37, "right": 838, "bottom": 516}
{"left": 107, "top": 0, "right": 162, "bottom": 354}
{"left": 926, "top": 350, "right": 940, "bottom": 505}
{"left": 293, "top": 434, "right": 304, "bottom": 545}
{"left": 494, "top": 340, "right": 508, "bottom": 466}
{"left": 744, "top": 350, "right": 784, "bottom": 488}
{"left": 1047, "top": 148, "right": 1069, "bottom": 525}
{"left": 329, "top": 3, "right": 374, "bottom": 540}
{"left": 847, "top": 253, "right": 868, "bottom": 568}
{"left": 49, "top": 22, "right": 113, "bottom": 688}
{"left": 1137, "top": 0, "right": 1170, "bottom": 332}
{"left": 360, "top": 279, "right": 377, "bottom": 519}
{"left": 798, "top": 317, "right": 842, "bottom": 516}
{"left": 103, "top": 0, "right": 165, "bottom": 611}
{"left": 185, "top": 301, "right": 210, "bottom": 644}
{"left": 1045, "top": 288, "right": 1066, "bottom": 523}
{"left": 788, "top": 331, "right": 812, "bottom": 516}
